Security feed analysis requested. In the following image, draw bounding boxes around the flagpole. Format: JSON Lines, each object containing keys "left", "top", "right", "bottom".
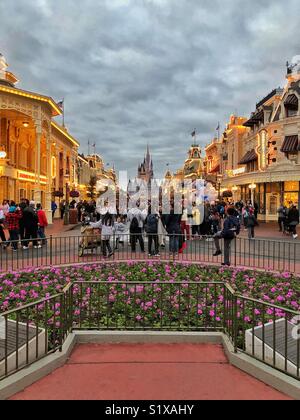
{"left": 63, "top": 98, "right": 65, "bottom": 127}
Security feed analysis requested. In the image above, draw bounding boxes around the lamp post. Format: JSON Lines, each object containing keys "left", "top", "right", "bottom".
{"left": 63, "top": 173, "right": 70, "bottom": 225}
{"left": 249, "top": 183, "right": 256, "bottom": 206}
{"left": 217, "top": 174, "right": 223, "bottom": 201}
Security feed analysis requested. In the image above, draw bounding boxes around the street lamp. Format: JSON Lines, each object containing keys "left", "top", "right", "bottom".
{"left": 0, "top": 150, "right": 7, "bottom": 159}
{"left": 249, "top": 183, "right": 257, "bottom": 206}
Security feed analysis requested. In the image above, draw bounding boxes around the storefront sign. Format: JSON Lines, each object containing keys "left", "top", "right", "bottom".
{"left": 257, "top": 130, "right": 268, "bottom": 171}
{"left": 18, "top": 171, "right": 47, "bottom": 185}
{"left": 227, "top": 167, "right": 246, "bottom": 177}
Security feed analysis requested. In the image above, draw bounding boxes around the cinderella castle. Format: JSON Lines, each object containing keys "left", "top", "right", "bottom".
{"left": 137, "top": 145, "right": 154, "bottom": 184}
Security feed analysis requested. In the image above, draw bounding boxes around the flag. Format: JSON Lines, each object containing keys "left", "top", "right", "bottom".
{"left": 57, "top": 100, "right": 64, "bottom": 110}
{"left": 191, "top": 130, "right": 196, "bottom": 137}
{"left": 216, "top": 122, "right": 220, "bottom": 131}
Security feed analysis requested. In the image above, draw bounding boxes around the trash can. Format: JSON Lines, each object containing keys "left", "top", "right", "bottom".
{"left": 69, "top": 209, "right": 78, "bottom": 225}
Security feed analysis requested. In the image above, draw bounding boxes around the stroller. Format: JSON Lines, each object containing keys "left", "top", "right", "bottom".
{"left": 78, "top": 215, "right": 102, "bottom": 257}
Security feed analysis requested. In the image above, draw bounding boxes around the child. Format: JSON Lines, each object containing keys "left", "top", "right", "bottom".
{"left": 114, "top": 216, "right": 126, "bottom": 250}
{"left": 5, "top": 204, "right": 22, "bottom": 251}
{"left": 90, "top": 213, "right": 114, "bottom": 258}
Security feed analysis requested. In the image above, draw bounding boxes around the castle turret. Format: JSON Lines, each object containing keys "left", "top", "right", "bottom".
{"left": 0, "top": 53, "right": 19, "bottom": 87}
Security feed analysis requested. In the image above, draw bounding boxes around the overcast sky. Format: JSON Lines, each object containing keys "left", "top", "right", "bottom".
{"left": 1, "top": 0, "right": 300, "bottom": 177}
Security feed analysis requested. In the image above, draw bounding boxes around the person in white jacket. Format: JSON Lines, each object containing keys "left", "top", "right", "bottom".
{"left": 90, "top": 213, "right": 114, "bottom": 258}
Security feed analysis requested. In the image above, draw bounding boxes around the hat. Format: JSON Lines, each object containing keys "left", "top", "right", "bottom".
{"left": 29, "top": 201, "right": 35, "bottom": 206}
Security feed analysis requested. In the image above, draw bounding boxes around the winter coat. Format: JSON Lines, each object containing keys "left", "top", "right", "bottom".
{"left": 165, "top": 212, "right": 182, "bottom": 235}
{"left": 37, "top": 210, "right": 48, "bottom": 228}
{"left": 22, "top": 206, "right": 38, "bottom": 229}
{"left": 222, "top": 215, "right": 240, "bottom": 240}
{"left": 288, "top": 208, "right": 299, "bottom": 225}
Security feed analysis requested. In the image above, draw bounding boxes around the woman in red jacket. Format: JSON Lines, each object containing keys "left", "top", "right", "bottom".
{"left": 36, "top": 203, "right": 48, "bottom": 245}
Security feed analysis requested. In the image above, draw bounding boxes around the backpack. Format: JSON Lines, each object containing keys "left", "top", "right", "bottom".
{"left": 223, "top": 217, "right": 240, "bottom": 239}
{"left": 130, "top": 216, "right": 139, "bottom": 233}
{"left": 145, "top": 214, "right": 158, "bottom": 234}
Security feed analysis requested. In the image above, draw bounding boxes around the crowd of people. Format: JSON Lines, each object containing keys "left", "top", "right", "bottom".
{"left": 0, "top": 199, "right": 48, "bottom": 251}
{"left": 82, "top": 199, "right": 275, "bottom": 266}
{"left": 1, "top": 196, "right": 299, "bottom": 267}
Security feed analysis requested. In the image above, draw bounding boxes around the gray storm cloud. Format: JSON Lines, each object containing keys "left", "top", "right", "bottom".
{"left": 1, "top": 0, "right": 300, "bottom": 177}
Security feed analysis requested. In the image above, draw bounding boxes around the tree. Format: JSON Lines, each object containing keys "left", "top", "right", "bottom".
{"left": 86, "top": 176, "right": 98, "bottom": 200}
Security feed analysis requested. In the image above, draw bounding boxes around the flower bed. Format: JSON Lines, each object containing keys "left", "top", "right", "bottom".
{"left": 1, "top": 262, "right": 299, "bottom": 314}
{"left": 0, "top": 262, "right": 299, "bottom": 329}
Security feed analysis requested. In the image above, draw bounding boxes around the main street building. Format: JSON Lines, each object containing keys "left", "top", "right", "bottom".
{"left": 0, "top": 54, "right": 79, "bottom": 222}
{"left": 206, "top": 60, "right": 300, "bottom": 221}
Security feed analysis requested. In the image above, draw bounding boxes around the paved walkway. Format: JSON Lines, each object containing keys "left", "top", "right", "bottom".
{"left": 11, "top": 343, "right": 291, "bottom": 400}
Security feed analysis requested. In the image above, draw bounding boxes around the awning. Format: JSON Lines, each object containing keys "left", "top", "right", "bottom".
{"left": 210, "top": 164, "right": 220, "bottom": 174}
{"left": 243, "top": 110, "right": 264, "bottom": 127}
{"left": 285, "top": 94, "right": 298, "bottom": 108}
{"left": 238, "top": 149, "right": 258, "bottom": 165}
{"left": 281, "top": 135, "right": 298, "bottom": 153}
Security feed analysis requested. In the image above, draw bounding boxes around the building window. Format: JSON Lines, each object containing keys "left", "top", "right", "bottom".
{"left": 51, "top": 156, "right": 57, "bottom": 178}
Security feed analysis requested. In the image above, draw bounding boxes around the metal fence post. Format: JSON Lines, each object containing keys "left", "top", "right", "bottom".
{"left": 49, "top": 235, "right": 53, "bottom": 266}
{"left": 233, "top": 293, "right": 238, "bottom": 353}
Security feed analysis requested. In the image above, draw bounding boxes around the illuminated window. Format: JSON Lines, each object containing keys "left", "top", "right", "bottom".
{"left": 51, "top": 156, "right": 57, "bottom": 178}
{"left": 284, "top": 181, "right": 299, "bottom": 192}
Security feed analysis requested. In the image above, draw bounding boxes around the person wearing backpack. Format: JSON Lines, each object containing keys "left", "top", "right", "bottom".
{"left": 247, "top": 208, "right": 258, "bottom": 239}
{"left": 127, "top": 202, "right": 146, "bottom": 253}
{"left": 213, "top": 207, "right": 240, "bottom": 266}
{"left": 145, "top": 209, "right": 159, "bottom": 257}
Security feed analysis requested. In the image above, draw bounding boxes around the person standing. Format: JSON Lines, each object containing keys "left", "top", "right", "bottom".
{"left": 51, "top": 200, "right": 58, "bottom": 220}
{"left": 127, "top": 202, "right": 146, "bottom": 253}
{"left": 158, "top": 206, "right": 167, "bottom": 248}
{"left": 242, "top": 205, "right": 250, "bottom": 230}
{"left": 0, "top": 204, "right": 7, "bottom": 247}
{"left": 192, "top": 202, "right": 201, "bottom": 238}
{"left": 114, "top": 216, "right": 126, "bottom": 250}
{"left": 247, "top": 208, "right": 258, "bottom": 239}
{"left": 19, "top": 198, "right": 29, "bottom": 242}
{"left": 60, "top": 200, "right": 66, "bottom": 220}
{"left": 36, "top": 204, "right": 48, "bottom": 245}
{"left": 5, "top": 203, "right": 22, "bottom": 251}
{"left": 213, "top": 207, "right": 240, "bottom": 266}
{"left": 288, "top": 205, "right": 299, "bottom": 239}
{"left": 2, "top": 200, "right": 9, "bottom": 217}
{"left": 164, "top": 206, "right": 182, "bottom": 255}
{"left": 181, "top": 205, "right": 191, "bottom": 241}
{"left": 23, "top": 201, "right": 40, "bottom": 249}
{"left": 145, "top": 209, "right": 160, "bottom": 257}
{"left": 277, "top": 203, "right": 287, "bottom": 232}
{"left": 90, "top": 213, "right": 114, "bottom": 258}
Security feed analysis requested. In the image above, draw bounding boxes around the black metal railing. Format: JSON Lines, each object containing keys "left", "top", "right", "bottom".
{"left": 1, "top": 279, "right": 299, "bottom": 382}
{"left": 0, "top": 234, "right": 299, "bottom": 274}
{"left": 0, "top": 283, "right": 73, "bottom": 380}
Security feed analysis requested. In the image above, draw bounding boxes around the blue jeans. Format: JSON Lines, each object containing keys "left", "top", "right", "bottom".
{"left": 169, "top": 234, "right": 179, "bottom": 254}
{"left": 38, "top": 227, "right": 47, "bottom": 244}
{"left": 9, "top": 230, "right": 19, "bottom": 250}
